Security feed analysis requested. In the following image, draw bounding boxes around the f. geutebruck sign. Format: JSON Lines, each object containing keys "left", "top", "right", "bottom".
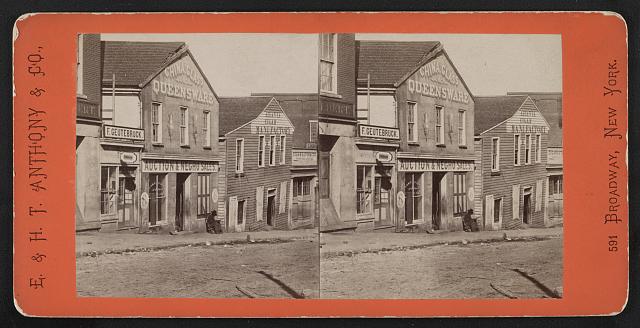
{"left": 358, "top": 124, "right": 400, "bottom": 140}
{"left": 103, "top": 125, "right": 145, "bottom": 141}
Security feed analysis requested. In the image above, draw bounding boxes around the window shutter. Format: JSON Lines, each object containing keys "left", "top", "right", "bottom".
{"left": 536, "top": 180, "right": 543, "bottom": 212}
{"left": 256, "top": 186, "right": 264, "bottom": 221}
{"left": 512, "top": 184, "right": 520, "bottom": 221}
{"left": 423, "top": 111, "right": 429, "bottom": 138}
{"left": 485, "top": 194, "right": 494, "bottom": 229}
{"left": 279, "top": 181, "right": 287, "bottom": 214}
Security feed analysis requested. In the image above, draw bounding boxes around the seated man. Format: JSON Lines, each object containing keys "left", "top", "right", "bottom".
{"left": 462, "top": 209, "right": 474, "bottom": 232}
{"left": 206, "top": 210, "right": 218, "bottom": 234}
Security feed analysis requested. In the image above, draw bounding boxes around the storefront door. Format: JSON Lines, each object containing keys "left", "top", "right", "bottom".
{"left": 117, "top": 175, "right": 136, "bottom": 228}
{"left": 374, "top": 173, "right": 392, "bottom": 227}
{"left": 523, "top": 189, "right": 532, "bottom": 225}
{"left": 432, "top": 172, "right": 445, "bottom": 230}
{"left": 267, "top": 189, "right": 276, "bottom": 226}
{"left": 175, "top": 173, "right": 188, "bottom": 231}
{"left": 405, "top": 173, "right": 422, "bottom": 225}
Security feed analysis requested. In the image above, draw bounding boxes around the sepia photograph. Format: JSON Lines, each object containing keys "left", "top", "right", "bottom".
{"left": 74, "top": 32, "right": 562, "bottom": 300}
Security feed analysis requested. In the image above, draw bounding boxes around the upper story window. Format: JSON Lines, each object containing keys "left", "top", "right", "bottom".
{"left": 279, "top": 135, "right": 286, "bottom": 164}
{"left": 491, "top": 137, "right": 500, "bottom": 172}
{"left": 525, "top": 134, "right": 532, "bottom": 165}
{"left": 180, "top": 107, "right": 189, "bottom": 146}
{"left": 514, "top": 134, "right": 522, "bottom": 166}
{"left": 320, "top": 33, "right": 337, "bottom": 93}
{"left": 535, "top": 134, "right": 542, "bottom": 162}
{"left": 435, "top": 106, "right": 444, "bottom": 145}
{"left": 77, "top": 34, "right": 84, "bottom": 96}
{"left": 269, "top": 135, "right": 276, "bottom": 166}
{"left": 407, "top": 102, "right": 417, "bottom": 143}
{"left": 235, "top": 139, "right": 245, "bottom": 173}
{"left": 151, "top": 103, "right": 162, "bottom": 143}
{"left": 258, "top": 135, "right": 266, "bottom": 167}
{"left": 458, "top": 110, "right": 466, "bottom": 146}
{"left": 203, "top": 110, "right": 211, "bottom": 148}
{"left": 309, "top": 120, "right": 318, "bottom": 144}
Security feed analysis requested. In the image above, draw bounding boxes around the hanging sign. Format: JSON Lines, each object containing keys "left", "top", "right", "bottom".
{"left": 120, "top": 152, "right": 139, "bottom": 164}
{"left": 397, "top": 191, "right": 406, "bottom": 209}
{"left": 376, "top": 152, "right": 393, "bottom": 163}
{"left": 211, "top": 189, "right": 219, "bottom": 203}
{"left": 140, "top": 192, "right": 149, "bottom": 210}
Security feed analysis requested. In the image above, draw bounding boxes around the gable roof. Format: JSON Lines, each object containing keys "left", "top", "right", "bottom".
{"left": 218, "top": 96, "right": 279, "bottom": 136}
{"left": 356, "top": 41, "right": 440, "bottom": 86}
{"left": 473, "top": 95, "right": 529, "bottom": 135}
{"left": 508, "top": 92, "right": 562, "bottom": 147}
{"left": 102, "top": 41, "right": 185, "bottom": 87}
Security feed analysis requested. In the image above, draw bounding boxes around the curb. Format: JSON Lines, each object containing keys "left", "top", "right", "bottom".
{"left": 76, "top": 235, "right": 316, "bottom": 258}
{"left": 321, "top": 234, "right": 563, "bottom": 259}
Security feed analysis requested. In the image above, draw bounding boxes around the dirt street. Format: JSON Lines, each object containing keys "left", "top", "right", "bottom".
{"left": 320, "top": 237, "right": 563, "bottom": 299}
{"left": 77, "top": 240, "right": 319, "bottom": 298}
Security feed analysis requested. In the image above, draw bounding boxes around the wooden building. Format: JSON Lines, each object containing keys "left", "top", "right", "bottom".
{"left": 100, "top": 41, "right": 221, "bottom": 233}
{"left": 473, "top": 95, "right": 551, "bottom": 230}
{"left": 218, "top": 97, "right": 295, "bottom": 232}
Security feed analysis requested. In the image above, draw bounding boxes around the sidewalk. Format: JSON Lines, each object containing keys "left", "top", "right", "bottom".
{"left": 320, "top": 227, "right": 563, "bottom": 257}
{"left": 76, "top": 228, "right": 318, "bottom": 257}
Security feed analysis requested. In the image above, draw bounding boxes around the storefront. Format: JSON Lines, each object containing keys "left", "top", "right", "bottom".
{"left": 100, "top": 40, "right": 221, "bottom": 233}
{"left": 218, "top": 97, "right": 295, "bottom": 232}
{"left": 474, "top": 95, "right": 550, "bottom": 230}
{"left": 353, "top": 124, "right": 400, "bottom": 230}
{"left": 393, "top": 48, "right": 476, "bottom": 231}
{"left": 291, "top": 149, "right": 318, "bottom": 229}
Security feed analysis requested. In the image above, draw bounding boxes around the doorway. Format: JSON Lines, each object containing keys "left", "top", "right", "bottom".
{"left": 432, "top": 172, "right": 445, "bottom": 230}
{"left": 405, "top": 173, "right": 422, "bottom": 225}
{"left": 175, "top": 173, "right": 189, "bottom": 231}
{"left": 523, "top": 188, "right": 532, "bottom": 225}
{"left": 374, "top": 167, "right": 392, "bottom": 227}
{"left": 117, "top": 169, "right": 136, "bottom": 229}
{"left": 267, "top": 189, "right": 276, "bottom": 226}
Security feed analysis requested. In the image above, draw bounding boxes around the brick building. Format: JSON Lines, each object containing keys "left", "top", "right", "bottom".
{"left": 218, "top": 97, "right": 295, "bottom": 232}
{"left": 473, "top": 95, "right": 551, "bottom": 230}
{"left": 98, "top": 41, "right": 221, "bottom": 233}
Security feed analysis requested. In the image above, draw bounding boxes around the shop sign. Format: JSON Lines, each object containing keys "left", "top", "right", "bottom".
{"left": 358, "top": 124, "right": 400, "bottom": 140}
{"left": 398, "top": 158, "right": 473, "bottom": 172}
{"left": 250, "top": 108, "right": 294, "bottom": 135}
{"left": 376, "top": 152, "right": 393, "bottom": 162}
{"left": 468, "top": 187, "right": 475, "bottom": 201}
{"left": 120, "top": 152, "right": 139, "bottom": 164}
{"left": 77, "top": 98, "right": 100, "bottom": 120}
{"left": 292, "top": 149, "right": 317, "bottom": 166}
{"left": 319, "top": 97, "right": 355, "bottom": 120}
{"left": 547, "top": 148, "right": 563, "bottom": 165}
{"left": 142, "top": 159, "right": 219, "bottom": 173}
{"left": 506, "top": 107, "right": 549, "bottom": 133}
{"left": 152, "top": 56, "right": 216, "bottom": 105}
{"left": 407, "top": 55, "right": 470, "bottom": 104}
{"left": 396, "top": 191, "right": 405, "bottom": 209}
{"left": 140, "top": 192, "right": 149, "bottom": 210}
{"left": 211, "top": 189, "right": 219, "bottom": 203}
{"left": 103, "top": 125, "right": 145, "bottom": 141}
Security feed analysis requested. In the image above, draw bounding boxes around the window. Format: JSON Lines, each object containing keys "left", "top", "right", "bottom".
{"left": 197, "top": 174, "right": 211, "bottom": 216}
{"left": 453, "top": 172, "right": 468, "bottom": 215}
{"left": 151, "top": 103, "right": 162, "bottom": 143}
{"left": 514, "top": 134, "right": 521, "bottom": 165}
{"left": 494, "top": 198, "right": 502, "bottom": 223}
{"left": 549, "top": 176, "right": 563, "bottom": 195}
{"left": 535, "top": 134, "right": 542, "bottom": 162}
{"left": 258, "top": 135, "right": 266, "bottom": 167}
{"left": 77, "top": 34, "right": 83, "bottom": 95}
{"left": 525, "top": 134, "right": 531, "bottom": 164}
{"left": 148, "top": 174, "right": 166, "bottom": 225}
{"left": 279, "top": 135, "right": 286, "bottom": 164}
{"left": 407, "top": 102, "right": 417, "bottom": 142}
{"left": 436, "top": 106, "right": 444, "bottom": 144}
{"left": 458, "top": 110, "right": 466, "bottom": 146}
{"left": 309, "top": 120, "right": 318, "bottom": 143}
{"left": 180, "top": 107, "right": 189, "bottom": 146}
{"left": 100, "top": 166, "right": 117, "bottom": 215}
{"left": 203, "top": 111, "right": 211, "bottom": 147}
{"left": 320, "top": 33, "right": 336, "bottom": 93}
{"left": 491, "top": 137, "right": 500, "bottom": 171}
{"left": 269, "top": 135, "right": 276, "bottom": 166}
{"left": 237, "top": 200, "right": 246, "bottom": 224}
{"left": 356, "top": 165, "right": 373, "bottom": 215}
{"left": 235, "top": 139, "right": 245, "bottom": 173}
{"left": 293, "top": 177, "right": 312, "bottom": 197}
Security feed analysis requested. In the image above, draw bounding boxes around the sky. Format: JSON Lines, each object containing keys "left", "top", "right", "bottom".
{"left": 102, "top": 33, "right": 562, "bottom": 97}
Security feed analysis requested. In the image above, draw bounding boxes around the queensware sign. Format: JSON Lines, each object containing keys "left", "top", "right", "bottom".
{"left": 152, "top": 56, "right": 216, "bottom": 105}
{"left": 103, "top": 125, "right": 145, "bottom": 141}
{"left": 407, "top": 55, "right": 470, "bottom": 104}
{"left": 358, "top": 124, "right": 400, "bottom": 140}
{"left": 398, "top": 158, "right": 473, "bottom": 172}
{"left": 142, "top": 159, "right": 219, "bottom": 173}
